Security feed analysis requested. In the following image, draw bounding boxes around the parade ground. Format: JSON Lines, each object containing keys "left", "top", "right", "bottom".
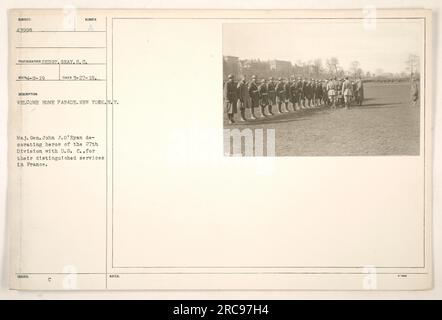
{"left": 224, "top": 82, "right": 420, "bottom": 156}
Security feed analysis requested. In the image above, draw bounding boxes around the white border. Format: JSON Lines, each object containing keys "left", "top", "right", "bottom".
{"left": 0, "top": 0, "right": 440, "bottom": 299}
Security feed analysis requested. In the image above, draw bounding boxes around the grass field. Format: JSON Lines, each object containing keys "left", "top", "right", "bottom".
{"left": 224, "top": 82, "right": 420, "bottom": 156}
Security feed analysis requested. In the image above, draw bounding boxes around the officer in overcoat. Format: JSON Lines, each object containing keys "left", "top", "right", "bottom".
{"left": 224, "top": 74, "right": 237, "bottom": 124}
{"left": 247, "top": 75, "right": 259, "bottom": 120}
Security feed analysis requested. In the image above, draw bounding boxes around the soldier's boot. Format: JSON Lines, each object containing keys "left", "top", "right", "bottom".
{"left": 278, "top": 104, "right": 283, "bottom": 114}
{"left": 250, "top": 108, "right": 257, "bottom": 120}
{"left": 239, "top": 109, "right": 246, "bottom": 122}
{"left": 228, "top": 114, "right": 234, "bottom": 124}
{"left": 267, "top": 105, "right": 274, "bottom": 116}
{"left": 260, "top": 106, "right": 266, "bottom": 118}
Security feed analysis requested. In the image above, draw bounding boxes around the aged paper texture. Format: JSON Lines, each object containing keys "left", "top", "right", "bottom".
{"left": 8, "top": 9, "right": 432, "bottom": 290}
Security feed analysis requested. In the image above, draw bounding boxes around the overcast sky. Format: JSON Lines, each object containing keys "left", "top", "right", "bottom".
{"left": 223, "top": 20, "right": 423, "bottom": 74}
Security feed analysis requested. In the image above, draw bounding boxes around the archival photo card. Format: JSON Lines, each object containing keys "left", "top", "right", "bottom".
{"left": 7, "top": 9, "right": 432, "bottom": 291}
{"left": 223, "top": 20, "right": 424, "bottom": 157}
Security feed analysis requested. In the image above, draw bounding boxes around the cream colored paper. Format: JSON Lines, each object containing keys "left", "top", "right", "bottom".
{"left": 7, "top": 9, "right": 432, "bottom": 290}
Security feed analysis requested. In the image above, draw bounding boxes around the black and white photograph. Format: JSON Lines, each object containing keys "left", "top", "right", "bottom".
{"left": 223, "top": 20, "right": 423, "bottom": 156}
{"left": 1, "top": 5, "right": 437, "bottom": 297}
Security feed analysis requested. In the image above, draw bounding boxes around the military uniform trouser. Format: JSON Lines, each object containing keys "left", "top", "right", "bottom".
{"left": 268, "top": 93, "right": 276, "bottom": 104}
{"left": 238, "top": 99, "right": 247, "bottom": 110}
{"left": 260, "top": 97, "right": 269, "bottom": 107}
{"left": 226, "top": 100, "right": 237, "bottom": 114}
{"left": 250, "top": 97, "right": 259, "bottom": 109}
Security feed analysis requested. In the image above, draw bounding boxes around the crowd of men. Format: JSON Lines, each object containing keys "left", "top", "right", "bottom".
{"left": 224, "top": 74, "right": 364, "bottom": 124}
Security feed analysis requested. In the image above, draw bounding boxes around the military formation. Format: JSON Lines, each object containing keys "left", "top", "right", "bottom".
{"left": 224, "top": 74, "right": 364, "bottom": 124}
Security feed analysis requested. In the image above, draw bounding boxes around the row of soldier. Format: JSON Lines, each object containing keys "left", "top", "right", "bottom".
{"left": 224, "top": 74, "right": 364, "bottom": 123}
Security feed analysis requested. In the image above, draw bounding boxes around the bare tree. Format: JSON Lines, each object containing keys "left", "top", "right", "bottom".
{"left": 405, "top": 54, "right": 419, "bottom": 79}
{"left": 326, "top": 57, "right": 339, "bottom": 76}
{"left": 355, "top": 68, "right": 364, "bottom": 78}
{"left": 349, "top": 61, "right": 361, "bottom": 77}
{"left": 313, "top": 58, "right": 323, "bottom": 78}
{"left": 336, "top": 66, "right": 345, "bottom": 78}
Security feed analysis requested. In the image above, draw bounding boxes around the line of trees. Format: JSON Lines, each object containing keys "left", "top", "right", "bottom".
{"left": 224, "top": 54, "right": 420, "bottom": 82}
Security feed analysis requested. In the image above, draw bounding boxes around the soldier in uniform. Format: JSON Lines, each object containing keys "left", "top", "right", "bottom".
{"left": 342, "top": 76, "right": 353, "bottom": 109}
{"left": 354, "top": 77, "right": 364, "bottom": 106}
{"left": 322, "top": 80, "right": 329, "bottom": 106}
{"left": 236, "top": 76, "right": 249, "bottom": 121}
{"left": 337, "top": 78, "right": 345, "bottom": 107}
{"left": 247, "top": 75, "right": 259, "bottom": 120}
{"left": 224, "top": 74, "right": 237, "bottom": 124}
{"left": 321, "top": 80, "right": 326, "bottom": 106}
{"left": 267, "top": 77, "right": 276, "bottom": 116}
{"left": 258, "top": 79, "right": 270, "bottom": 117}
{"left": 311, "top": 80, "right": 316, "bottom": 107}
{"left": 290, "top": 77, "right": 298, "bottom": 111}
{"left": 296, "top": 77, "right": 304, "bottom": 109}
{"left": 275, "top": 77, "right": 286, "bottom": 114}
{"left": 305, "top": 79, "right": 313, "bottom": 108}
{"left": 284, "top": 77, "right": 292, "bottom": 112}
{"left": 312, "top": 79, "right": 317, "bottom": 107}
{"left": 315, "top": 80, "right": 323, "bottom": 107}
{"left": 310, "top": 79, "right": 316, "bottom": 108}
{"left": 410, "top": 77, "right": 419, "bottom": 107}
{"left": 302, "top": 78, "right": 308, "bottom": 108}
{"left": 311, "top": 79, "right": 317, "bottom": 107}
{"left": 327, "top": 77, "right": 337, "bottom": 109}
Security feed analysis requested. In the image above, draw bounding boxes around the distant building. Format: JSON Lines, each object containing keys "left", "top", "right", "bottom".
{"left": 239, "top": 59, "right": 271, "bottom": 79}
{"left": 223, "top": 57, "right": 296, "bottom": 80}
{"left": 269, "top": 60, "right": 292, "bottom": 77}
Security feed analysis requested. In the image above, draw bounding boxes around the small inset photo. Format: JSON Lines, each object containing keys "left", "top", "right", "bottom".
{"left": 223, "top": 22, "right": 423, "bottom": 157}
